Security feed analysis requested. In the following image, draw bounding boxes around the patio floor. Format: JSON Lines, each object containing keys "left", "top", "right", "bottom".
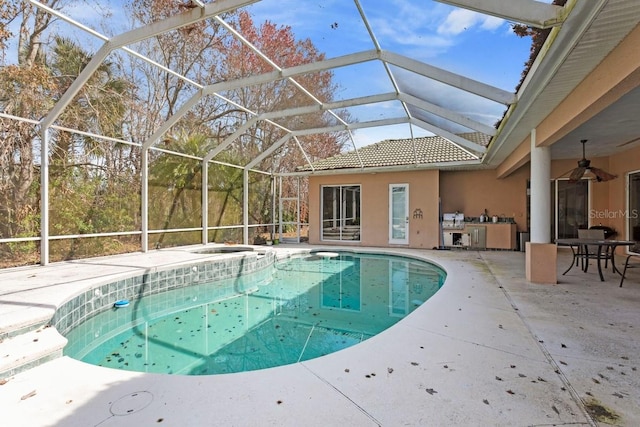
{"left": 0, "top": 246, "right": 638, "bottom": 426}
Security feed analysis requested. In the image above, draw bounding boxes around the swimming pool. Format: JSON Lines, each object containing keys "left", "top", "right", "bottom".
{"left": 63, "top": 252, "right": 445, "bottom": 375}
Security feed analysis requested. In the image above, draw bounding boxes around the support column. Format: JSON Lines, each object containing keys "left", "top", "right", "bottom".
{"left": 40, "top": 127, "right": 50, "bottom": 266}
{"left": 271, "top": 175, "right": 276, "bottom": 241}
{"left": 243, "top": 168, "right": 249, "bottom": 245}
{"left": 526, "top": 129, "right": 557, "bottom": 284}
{"left": 141, "top": 149, "right": 149, "bottom": 252}
{"left": 202, "top": 161, "right": 208, "bottom": 244}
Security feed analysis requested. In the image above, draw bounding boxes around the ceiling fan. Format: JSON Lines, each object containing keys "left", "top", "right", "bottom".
{"left": 567, "top": 139, "right": 617, "bottom": 183}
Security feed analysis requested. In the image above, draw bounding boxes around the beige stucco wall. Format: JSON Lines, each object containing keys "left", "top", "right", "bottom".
{"left": 308, "top": 170, "right": 440, "bottom": 249}
{"left": 307, "top": 144, "right": 639, "bottom": 250}
{"left": 607, "top": 144, "right": 640, "bottom": 246}
{"left": 439, "top": 167, "right": 529, "bottom": 232}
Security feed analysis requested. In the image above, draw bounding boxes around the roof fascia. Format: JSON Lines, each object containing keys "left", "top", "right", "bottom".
{"left": 484, "top": 0, "right": 606, "bottom": 166}
{"left": 434, "top": 0, "right": 566, "bottom": 29}
{"left": 496, "top": 138, "right": 531, "bottom": 178}
{"left": 286, "top": 159, "right": 484, "bottom": 177}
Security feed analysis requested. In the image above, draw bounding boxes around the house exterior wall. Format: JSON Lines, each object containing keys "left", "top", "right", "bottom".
{"left": 608, "top": 144, "right": 640, "bottom": 245}
{"left": 439, "top": 168, "right": 530, "bottom": 232}
{"left": 307, "top": 145, "right": 639, "bottom": 250}
{"left": 308, "top": 170, "right": 440, "bottom": 249}
{"left": 550, "top": 149, "right": 640, "bottom": 247}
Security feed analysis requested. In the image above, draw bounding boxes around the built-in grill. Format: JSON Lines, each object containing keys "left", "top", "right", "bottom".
{"left": 442, "top": 213, "right": 465, "bottom": 229}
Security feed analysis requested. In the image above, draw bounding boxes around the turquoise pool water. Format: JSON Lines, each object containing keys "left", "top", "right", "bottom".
{"left": 63, "top": 252, "right": 445, "bottom": 375}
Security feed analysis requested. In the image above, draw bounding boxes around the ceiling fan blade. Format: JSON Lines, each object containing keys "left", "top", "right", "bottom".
{"left": 589, "top": 167, "right": 618, "bottom": 182}
{"left": 568, "top": 167, "right": 585, "bottom": 183}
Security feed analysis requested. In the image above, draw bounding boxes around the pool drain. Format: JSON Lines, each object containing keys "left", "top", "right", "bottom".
{"left": 110, "top": 391, "right": 153, "bottom": 416}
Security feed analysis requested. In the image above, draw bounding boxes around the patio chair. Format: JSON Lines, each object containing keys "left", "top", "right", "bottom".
{"left": 577, "top": 228, "right": 610, "bottom": 272}
{"left": 619, "top": 244, "right": 640, "bottom": 287}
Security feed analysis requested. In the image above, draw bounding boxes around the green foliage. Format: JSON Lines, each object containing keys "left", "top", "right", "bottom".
{"left": 1, "top": 5, "right": 343, "bottom": 265}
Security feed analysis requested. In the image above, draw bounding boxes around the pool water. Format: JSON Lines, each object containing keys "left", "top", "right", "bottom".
{"left": 63, "top": 252, "right": 445, "bottom": 375}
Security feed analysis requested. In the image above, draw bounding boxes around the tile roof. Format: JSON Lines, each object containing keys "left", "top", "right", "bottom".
{"left": 298, "top": 133, "right": 490, "bottom": 172}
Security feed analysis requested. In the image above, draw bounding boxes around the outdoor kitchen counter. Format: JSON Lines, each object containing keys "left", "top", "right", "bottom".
{"left": 479, "top": 222, "right": 517, "bottom": 250}
{"left": 443, "top": 222, "right": 517, "bottom": 250}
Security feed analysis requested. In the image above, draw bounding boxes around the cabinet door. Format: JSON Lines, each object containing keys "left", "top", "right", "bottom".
{"left": 468, "top": 226, "right": 486, "bottom": 249}
{"left": 443, "top": 232, "right": 453, "bottom": 246}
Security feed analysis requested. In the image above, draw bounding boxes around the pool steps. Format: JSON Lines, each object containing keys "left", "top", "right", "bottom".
{"left": 0, "top": 327, "right": 67, "bottom": 378}
{"left": 1, "top": 247, "right": 278, "bottom": 379}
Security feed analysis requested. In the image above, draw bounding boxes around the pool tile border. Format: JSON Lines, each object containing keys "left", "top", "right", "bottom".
{"left": 50, "top": 251, "right": 275, "bottom": 336}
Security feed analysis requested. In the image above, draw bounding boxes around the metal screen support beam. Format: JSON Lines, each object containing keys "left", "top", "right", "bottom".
{"left": 271, "top": 175, "right": 276, "bottom": 242}
{"left": 141, "top": 149, "right": 149, "bottom": 252}
{"left": 41, "top": 43, "right": 112, "bottom": 129}
{"left": 278, "top": 176, "right": 283, "bottom": 242}
{"left": 243, "top": 168, "right": 249, "bottom": 245}
{"left": 410, "top": 117, "right": 485, "bottom": 155}
{"left": 245, "top": 135, "right": 291, "bottom": 170}
{"left": 204, "top": 117, "right": 259, "bottom": 162}
{"left": 296, "top": 177, "right": 301, "bottom": 243}
{"left": 143, "top": 90, "right": 204, "bottom": 150}
{"left": 434, "top": 0, "right": 566, "bottom": 29}
{"left": 202, "top": 50, "right": 379, "bottom": 96}
{"left": 398, "top": 93, "right": 497, "bottom": 136}
{"left": 40, "top": 127, "right": 50, "bottom": 265}
{"left": 381, "top": 51, "right": 516, "bottom": 105}
{"left": 39, "top": 0, "right": 257, "bottom": 129}
{"left": 202, "top": 161, "right": 209, "bottom": 244}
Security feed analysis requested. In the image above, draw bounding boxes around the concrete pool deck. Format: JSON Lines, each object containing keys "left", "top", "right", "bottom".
{"left": 0, "top": 246, "right": 638, "bottom": 426}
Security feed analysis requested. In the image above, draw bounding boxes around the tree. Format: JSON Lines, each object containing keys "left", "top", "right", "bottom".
{"left": 125, "top": 4, "right": 347, "bottom": 233}
{"left": 0, "top": 4, "right": 133, "bottom": 264}
{"left": 221, "top": 11, "right": 347, "bottom": 168}
{"left": 44, "top": 37, "right": 134, "bottom": 260}
{"left": 511, "top": 0, "right": 568, "bottom": 92}
{"left": 218, "top": 12, "right": 348, "bottom": 231}
{"left": 1, "top": 1, "right": 63, "bottom": 263}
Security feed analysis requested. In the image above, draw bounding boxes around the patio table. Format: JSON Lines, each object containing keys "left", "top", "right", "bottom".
{"left": 556, "top": 238, "right": 636, "bottom": 281}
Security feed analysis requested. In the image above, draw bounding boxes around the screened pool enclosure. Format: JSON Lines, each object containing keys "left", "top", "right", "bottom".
{"left": 1, "top": 0, "right": 609, "bottom": 267}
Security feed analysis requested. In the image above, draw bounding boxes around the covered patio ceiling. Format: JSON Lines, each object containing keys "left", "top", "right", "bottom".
{"left": 30, "top": 0, "right": 640, "bottom": 175}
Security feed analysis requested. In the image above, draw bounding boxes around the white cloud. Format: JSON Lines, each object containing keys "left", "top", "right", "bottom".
{"left": 437, "top": 9, "right": 504, "bottom": 36}
{"left": 480, "top": 16, "right": 505, "bottom": 31}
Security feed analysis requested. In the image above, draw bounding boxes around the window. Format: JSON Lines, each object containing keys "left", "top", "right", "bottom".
{"left": 628, "top": 170, "right": 640, "bottom": 254}
{"left": 321, "top": 185, "right": 361, "bottom": 241}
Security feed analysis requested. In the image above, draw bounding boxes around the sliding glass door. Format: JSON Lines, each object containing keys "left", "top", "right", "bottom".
{"left": 552, "top": 179, "right": 589, "bottom": 240}
{"left": 321, "top": 185, "right": 361, "bottom": 241}
{"left": 628, "top": 170, "right": 640, "bottom": 254}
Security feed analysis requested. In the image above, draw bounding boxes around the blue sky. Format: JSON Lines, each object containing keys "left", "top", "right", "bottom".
{"left": 5, "top": 0, "right": 534, "bottom": 148}
{"left": 246, "top": 0, "right": 533, "bottom": 147}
